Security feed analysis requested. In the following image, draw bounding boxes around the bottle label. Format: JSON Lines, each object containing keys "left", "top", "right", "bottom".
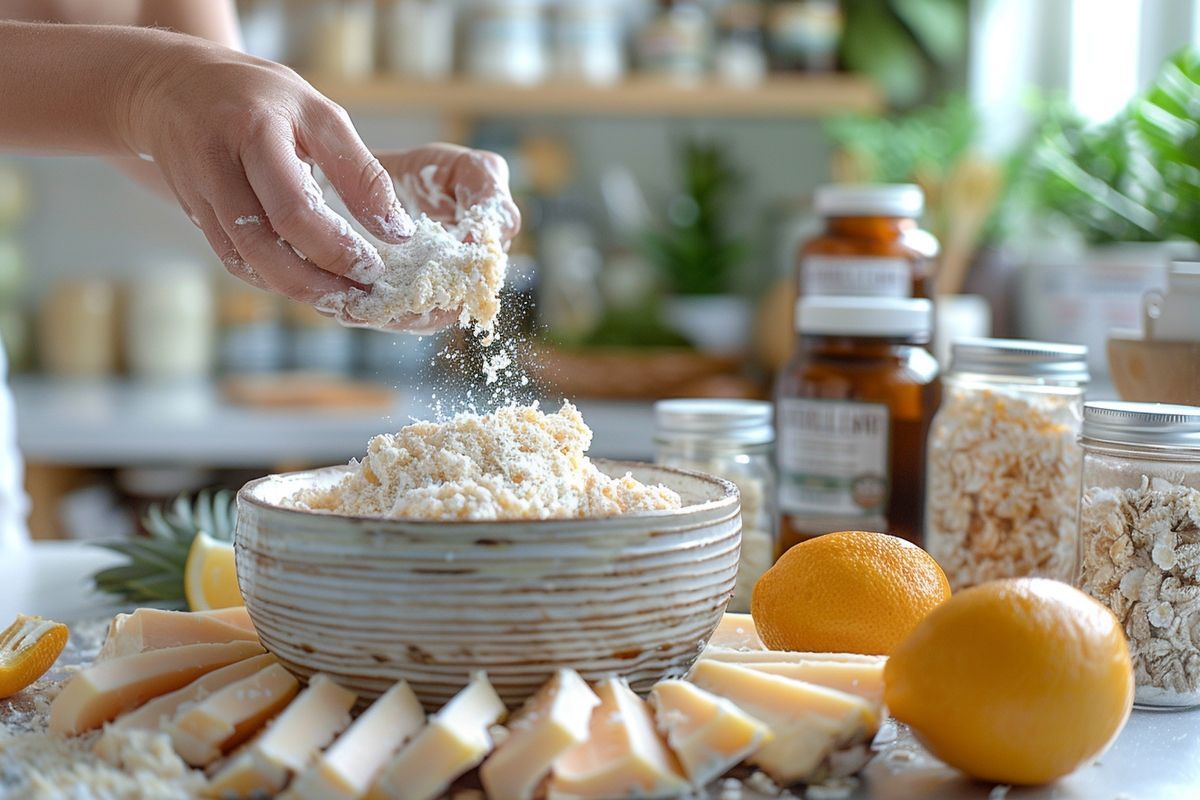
{"left": 777, "top": 398, "right": 890, "bottom": 517}
{"left": 802, "top": 255, "right": 911, "bottom": 297}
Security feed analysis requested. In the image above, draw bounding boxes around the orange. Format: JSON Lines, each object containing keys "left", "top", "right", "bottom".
{"left": 751, "top": 531, "right": 950, "bottom": 655}
{"left": 884, "top": 578, "right": 1133, "bottom": 785}
{"left": 0, "top": 614, "right": 69, "bottom": 699}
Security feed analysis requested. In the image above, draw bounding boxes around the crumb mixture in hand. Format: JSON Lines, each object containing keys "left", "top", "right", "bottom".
{"left": 292, "top": 402, "right": 683, "bottom": 521}
{"left": 330, "top": 204, "right": 509, "bottom": 343}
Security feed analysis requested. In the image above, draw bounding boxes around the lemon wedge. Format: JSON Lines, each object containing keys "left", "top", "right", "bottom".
{"left": 184, "top": 532, "right": 243, "bottom": 612}
{"left": 0, "top": 614, "right": 69, "bottom": 698}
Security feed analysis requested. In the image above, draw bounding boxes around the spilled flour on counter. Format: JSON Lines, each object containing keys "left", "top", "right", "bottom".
{"left": 291, "top": 402, "right": 682, "bottom": 521}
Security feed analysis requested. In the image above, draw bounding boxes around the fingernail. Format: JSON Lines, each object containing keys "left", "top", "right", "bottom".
{"left": 346, "top": 251, "right": 386, "bottom": 284}
{"left": 381, "top": 201, "right": 416, "bottom": 240}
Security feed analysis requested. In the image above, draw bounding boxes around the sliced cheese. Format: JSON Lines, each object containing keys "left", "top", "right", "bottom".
{"left": 286, "top": 680, "right": 425, "bottom": 800}
{"left": 367, "top": 672, "right": 507, "bottom": 800}
{"left": 198, "top": 606, "right": 256, "bottom": 632}
{"left": 738, "top": 660, "right": 885, "bottom": 706}
{"left": 480, "top": 669, "right": 600, "bottom": 800}
{"left": 97, "top": 608, "right": 258, "bottom": 661}
{"left": 167, "top": 662, "right": 301, "bottom": 766}
{"left": 548, "top": 677, "right": 690, "bottom": 800}
{"left": 701, "top": 646, "right": 885, "bottom": 666}
{"left": 207, "top": 674, "right": 357, "bottom": 798}
{"left": 109, "top": 652, "right": 277, "bottom": 732}
{"left": 707, "top": 613, "right": 766, "bottom": 651}
{"left": 649, "top": 679, "right": 771, "bottom": 786}
{"left": 689, "top": 660, "right": 877, "bottom": 784}
{"left": 49, "top": 640, "right": 265, "bottom": 736}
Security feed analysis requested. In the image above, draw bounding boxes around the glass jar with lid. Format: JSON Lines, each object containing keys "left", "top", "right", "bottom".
{"left": 776, "top": 297, "right": 940, "bottom": 553}
{"left": 1077, "top": 401, "right": 1200, "bottom": 709}
{"left": 925, "top": 339, "right": 1089, "bottom": 591}
{"left": 654, "top": 399, "right": 776, "bottom": 613}
{"left": 797, "top": 184, "right": 938, "bottom": 299}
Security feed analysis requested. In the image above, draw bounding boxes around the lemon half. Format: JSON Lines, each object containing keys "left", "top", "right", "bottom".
{"left": 184, "top": 532, "right": 244, "bottom": 611}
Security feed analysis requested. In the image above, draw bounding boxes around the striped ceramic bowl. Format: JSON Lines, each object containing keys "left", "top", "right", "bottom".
{"left": 235, "top": 460, "right": 740, "bottom": 707}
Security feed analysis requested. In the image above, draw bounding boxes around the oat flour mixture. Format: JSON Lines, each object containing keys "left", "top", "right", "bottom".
{"left": 292, "top": 402, "right": 682, "bottom": 521}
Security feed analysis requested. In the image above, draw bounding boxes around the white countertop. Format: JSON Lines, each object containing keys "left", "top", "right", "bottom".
{"left": 11, "top": 378, "right": 657, "bottom": 466}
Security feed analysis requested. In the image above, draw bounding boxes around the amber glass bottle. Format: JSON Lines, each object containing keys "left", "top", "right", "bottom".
{"left": 797, "top": 184, "right": 938, "bottom": 299}
{"left": 776, "top": 297, "right": 940, "bottom": 555}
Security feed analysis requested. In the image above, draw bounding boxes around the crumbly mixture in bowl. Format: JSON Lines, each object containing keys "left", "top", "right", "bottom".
{"left": 1079, "top": 475, "right": 1200, "bottom": 703}
{"left": 292, "top": 402, "right": 683, "bottom": 521}
{"left": 925, "top": 387, "right": 1081, "bottom": 591}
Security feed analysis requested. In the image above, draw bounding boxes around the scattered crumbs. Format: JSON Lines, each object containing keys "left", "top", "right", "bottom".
{"left": 482, "top": 348, "right": 512, "bottom": 386}
{"left": 719, "top": 777, "right": 744, "bottom": 800}
{"left": 988, "top": 785, "right": 1011, "bottom": 800}
{"left": 746, "top": 770, "right": 782, "bottom": 796}
{"left": 233, "top": 214, "right": 261, "bottom": 226}
{"left": 805, "top": 776, "right": 860, "bottom": 800}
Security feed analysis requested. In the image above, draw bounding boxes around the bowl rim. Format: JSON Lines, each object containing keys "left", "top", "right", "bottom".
{"left": 237, "top": 458, "right": 740, "bottom": 527}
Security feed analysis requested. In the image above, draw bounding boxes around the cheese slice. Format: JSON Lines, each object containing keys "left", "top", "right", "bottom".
{"left": 707, "top": 613, "right": 766, "bottom": 651}
{"left": 701, "top": 646, "right": 885, "bottom": 666}
{"left": 480, "top": 669, "right": 600, "bottom": 800}
{"left": 167, "top": 662, "right": 301, "bottom": 766}
{"left": 738, "top": 660, "right": 886, "bottom": 706}
{"left": 648, "top": 679, "right": 771, "bottom": 786}
{"left": 109, "top": 652, "right": 277, "bottom": 732}
{"left": 49, "top": 640, "right": 265, "bottom": 736}
{"left": 548, "top": 678, "right": 690, "bottom": 800}
{"left": 207, "top": 674, "right": 357, "bottom": 798}
{"left": 198, "top": 606, "right": 256, "bottom": 632}
{"left": 689, "top": 660, "right": 877, "bottom": 784}
{"left": 97, "top": 608, "right": 258, "bottom": 661}
{"left": 367, "top": 672, "right": 507, "bottom": 800}
{"left": 286, "top": 680, "right": 425, "bottom": 800}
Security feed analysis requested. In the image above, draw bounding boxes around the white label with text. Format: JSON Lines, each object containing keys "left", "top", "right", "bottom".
{"left": 802, "top": 255, "right": 911, "bottom": 297}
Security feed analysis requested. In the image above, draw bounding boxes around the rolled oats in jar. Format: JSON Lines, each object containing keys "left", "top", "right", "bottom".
{"left": 925, "top": 339, "right": 1089, "bottom": 590}
{"left": 1078, "top": 401, "right": 1200, "bottom": 709}
{"left": 654, "top": 399, "right": 776, "bottom": 613}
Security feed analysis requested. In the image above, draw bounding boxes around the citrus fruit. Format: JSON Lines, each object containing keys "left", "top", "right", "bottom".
{"left": 751, "top": 531, "right": 951, "bottom": 655}
{"left": 184, "top": 532, "right": 244, "bottom": 611}
{"left": 884, "top": 578, "right": 1134, "bottom": 785}
{"left": 0, "top": 614, "right": 69, "bottom": 698}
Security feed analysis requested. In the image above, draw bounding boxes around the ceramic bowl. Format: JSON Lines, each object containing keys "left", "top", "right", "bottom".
{"left": 235, "top": 460, "right": 740, "bottom": 707}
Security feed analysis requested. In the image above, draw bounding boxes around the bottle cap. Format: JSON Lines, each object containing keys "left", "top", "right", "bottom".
{"left": 795, "top": 296, "right": 932, "bottom": 338}
{"left": 950, "top": 338, "right": 1090, "bottom": 384}
{"left": 815, "top": 183, "right": 924, "bottom": 218}
{"left": 654, "top": 399, "right": 774, "bottom": 445}
{"left": 1082, "top": 401, "right": 1200, "bottom": 449}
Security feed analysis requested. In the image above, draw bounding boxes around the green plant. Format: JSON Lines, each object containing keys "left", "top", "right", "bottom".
{"left": 92, "top": 490, "right": 236, "bottom": 608}
{"left": 641, "top": 140, "right": 748, "bottom": 296}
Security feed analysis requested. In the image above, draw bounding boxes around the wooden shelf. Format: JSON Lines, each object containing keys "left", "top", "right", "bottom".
{"left": 307, "top": 75, "right": 883, "bottom": 118}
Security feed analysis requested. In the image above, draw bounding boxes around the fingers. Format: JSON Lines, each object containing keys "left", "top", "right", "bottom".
{"left": 383, "top": 308, "right": 461, "bottom": 334}
{"left": 240, "top": 120, "right": 389, "bottom": 284}
{"left": 300, "top": 101, "right": 415, "bottom": 243}
{"left": 189, "top": 202, "right": 272, "bottom": 291}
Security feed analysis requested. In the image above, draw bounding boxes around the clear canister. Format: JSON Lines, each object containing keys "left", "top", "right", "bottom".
{"left": 925, "top": 339, "right": 1089, "bottom": 591}
{"left": 1078, "top": 401, "right": 1200, "bottom": 709}
{"left": 654, "top": 399, "right": 776, "bottom": 613}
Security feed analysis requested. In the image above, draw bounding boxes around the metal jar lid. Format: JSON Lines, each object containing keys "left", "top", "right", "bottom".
{"left": 950, "top": 338, "right": 1090, "bottom": 383}
{"left": 1082, "top": 401, "right": 1200, "bottom": 449}
{"left": 654, "top": 399, "right": 774, "bottom": 445}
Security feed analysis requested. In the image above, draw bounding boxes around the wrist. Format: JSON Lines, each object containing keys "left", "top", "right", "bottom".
{"left": 112, "top": 29, "right": 202, "bottom": 156}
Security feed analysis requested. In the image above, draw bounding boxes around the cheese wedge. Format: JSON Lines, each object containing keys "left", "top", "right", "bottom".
{"left": 367, "top": 672, "right": 507, "bottom": 800}
{"left": 701, "top": 646, "right": 886, "bottom": 666}
{"left": 707, "top": 613, "right": 766, "bottom": 651}
{"left": 49, "top": 640, "right": 265, "bottom": 736}
{"left": 109, "top": 652, "right": 277, "bottom": 732}
{"left": 548, "top": 678, "right": 690, "bottom": 800}
{"left": 167, "top": 662, "right": 301, "bottom": 766}
{"left": 286, "top": 680, "right": 425, "bottom": 800}
{"left": 738, "top": 660, "right": 886, "bottom": 706}
{"left": 480, "top": 670, "right": 600, "bottom": 800}
{"left": 689, "top": 660, "right": 877, "bottom": 784}
{"left": 649, "top": 679, "right": 771, "bottom": 786}
{"left": 198, "top": 606, "right": 256, "bottom": 632}
{"left": 97, "top": 608, "right": 258, "bottom": 661}
{"left": 207, "top": 674, "right": 357, "bottom": 798}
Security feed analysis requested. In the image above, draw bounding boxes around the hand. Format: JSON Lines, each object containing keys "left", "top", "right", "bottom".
{"left": 123, "top": 39, "right": 414, "bottom": 307}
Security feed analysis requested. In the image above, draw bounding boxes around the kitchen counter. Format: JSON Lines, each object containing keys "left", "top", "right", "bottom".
{"left": 6, "top": 541, "right": 1198, "bottom": 800}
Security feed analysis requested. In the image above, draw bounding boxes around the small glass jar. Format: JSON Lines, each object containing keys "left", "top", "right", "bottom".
{"left": 797, "top": 184, "right": 938, "bottom": 299}
{"left": 1078, "top": 401, "right": 1200, "bottom": 709}
{"left": 655, "top": 399, "right": 776, "bottom": 613}
{"left": 925, "top": 339, "right": 1089, "bottom": 591}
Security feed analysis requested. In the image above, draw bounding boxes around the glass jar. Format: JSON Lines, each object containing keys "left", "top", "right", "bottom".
{"left": 925, "top": 339, "right": 1089, "bottom": 591}
{"left": 1078, "top": 401, "right": 1200, "bottom": 709}
{"left": 797, "top": 184, "right": 938, "bottom": 299}
{"left": 654, "top": 399, "right": 776, "bottom": 613}
{"left": 776, "top": 297, "right": 940, "bottom": 553}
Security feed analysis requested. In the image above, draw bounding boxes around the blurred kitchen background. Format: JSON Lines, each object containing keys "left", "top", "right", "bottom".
{"left": 2, "top": 0, "right": 1198, "bottom": 538}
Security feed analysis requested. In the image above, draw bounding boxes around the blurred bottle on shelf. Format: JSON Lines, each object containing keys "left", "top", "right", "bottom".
{"left": 38, "top": 278, "right": 119, "bottom": 379}
{"left": 714, "top": 1, "right": 767, "bottom": 86}
{"left": 766, "top": 0, "right": 841, "bottom": 73}
{"left": 219, "top": 283, "right": 286, "bottom": 374}
{"left": 552, "top": 0, "right": 626, "bottom": 85}
{"left": 637, "top": 0, "right": 711, "bottom": 82}
{"left": 465, "top": 0, "right": 548, "bottom": 85}
{"left": 287, "top": 301, "right": 355, "bottom": 374}
{"left": 385, "top": 0, "right": 457, "bottom": 80}
{"left": 125, "top": 268, "right": 215, "bottom": 381}
{"left": 295, "top": 0, "right": 376, "bottom": 79}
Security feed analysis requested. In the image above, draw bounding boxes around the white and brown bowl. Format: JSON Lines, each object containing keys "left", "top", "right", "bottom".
{"left": 235, "top": 460, "right": 740, "bottom": 707}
